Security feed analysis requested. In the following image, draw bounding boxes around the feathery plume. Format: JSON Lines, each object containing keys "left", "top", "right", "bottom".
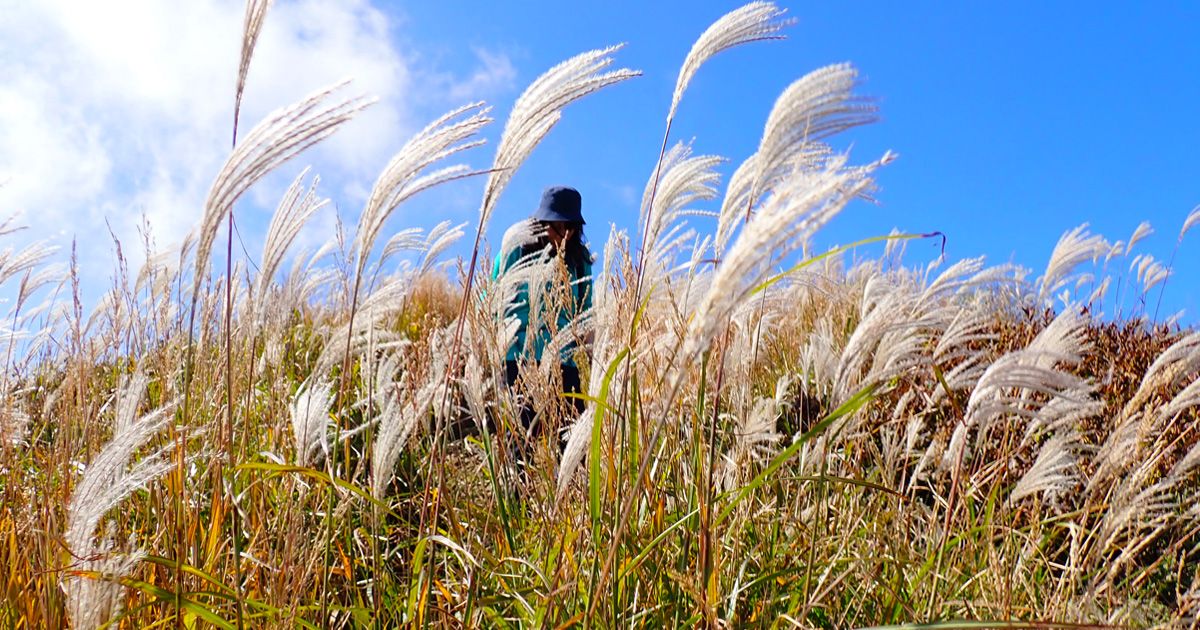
{"left": 668, "top": 2, "right": 792, "bottom": 121}
{"left": 353, "top": 102, "right": 491, "bottom": 280}
{"left": 943, "top": 307, "right": 1094, "bottom": 470}
{"left": 195, "top": 82, "right": 374, "bottom": 294}
{"left": 719, "top": 63, "right": 876, "bottom": 237}
{"left": 1127, "top": 221, "right": 1153, "bottom": 250}
{"left": 372, "top": 336, "right": 449, "bottom": 498}
{"left": 1180, "top": 204, "right": 1200, "bottom": 242}
{"left": 1010, "top": 430, "right": 1081, "bottom": 504}
{"left": 0, "top": 240, "right": 57, "bottom": 287}
{"left": 379, "top": 227, "right": 427, "bottom": 264}
{"left": 716, "top": 64, "right": 872, "bottom": 251}
{"left": 290, "top": 378, "right": 333, "bottom": 466}
{"left": 1129, "top": 332, "right": 1200, "bottom": 410}
{"left": 478, "top": 47, "right": 639, "bottom": 227}
{"left": 256, "top": 168, "right": 328, "bottom": 302}
{"left": 640, "top": 142, "right": 723, "bottom": 258}
{"left": 558, "top": 406, "right": 595, "bottom": 495}
{"left": 681, "top": 154, "right": 882, "bottom": 369}
{"left": 557, "top": 228, "right": 631, "bottom": 495}
{"left": 0, "top": 398, "right": 29, "bottom": 447}
{"left": 1037, "top": 224, "right": 1108, "bottom": 304}
{"left": 64, "top": 372, "right": 175, "bottom": 630}
{"left": 12, "top": 264, "right": 67, "bottom": 317}
{"left": 233, "top": 0, "right": 272, "bottom": 140}
{"left": 419, "top": 221, "right": 467, "bottom": 274}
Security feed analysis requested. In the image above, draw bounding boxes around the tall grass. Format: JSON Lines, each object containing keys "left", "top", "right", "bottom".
{"left": 2, "top": 2, "right": 1199, "bottom": 628}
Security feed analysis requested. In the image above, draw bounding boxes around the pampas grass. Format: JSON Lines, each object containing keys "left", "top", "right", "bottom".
{"left": 255, "top": 168, "right": 327, "bottom": 307}
{"left": 477, "top": 47, "right": 639, "bottom": 227}
{"left": 667, "top": 2, "right": 792, "bottom": 122}
{"left": 194, "top": 82, "right": 374, "bottom": 294}
{"left": 233, "top": 0, "right": 272, "bottom": 141}
{"left": 290, "top": 378, "right": 333, "bottom": 466}
{"left": 63, "top": 372, "right": 176, "bottom": 630}
{"left": 2, "top": 1, "right": 1198, "bottom": 628}
{"left": 352, "top": 102, "right": 491, "bottom": 283}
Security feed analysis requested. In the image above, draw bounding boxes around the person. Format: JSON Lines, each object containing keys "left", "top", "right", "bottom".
{"left": 491, "top": 186, "right": 593, "bottom": 464}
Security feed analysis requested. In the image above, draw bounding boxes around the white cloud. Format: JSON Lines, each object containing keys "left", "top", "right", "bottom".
{"left": 0, "top": 0, "right": 515, "bottom": 297}
{"left": 444, "top": 47, "right": 519, "bottom": 104}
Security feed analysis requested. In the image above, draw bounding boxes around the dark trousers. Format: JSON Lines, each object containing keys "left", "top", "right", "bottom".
{"left": 503, "top": 361, "right": 584, "bottom": 459}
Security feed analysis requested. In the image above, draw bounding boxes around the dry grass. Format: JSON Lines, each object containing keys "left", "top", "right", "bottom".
{"left": 2, "top": 2, "right": 1200, "bottom": 628}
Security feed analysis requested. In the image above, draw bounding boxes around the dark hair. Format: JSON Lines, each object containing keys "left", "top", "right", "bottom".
{"left": 525, "top": 221, "right": 591, "bottom": 278}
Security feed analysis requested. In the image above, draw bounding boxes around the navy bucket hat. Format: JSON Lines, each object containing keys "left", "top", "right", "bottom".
{"left": 532, "top": 186, "right": 585, "bottom": 224}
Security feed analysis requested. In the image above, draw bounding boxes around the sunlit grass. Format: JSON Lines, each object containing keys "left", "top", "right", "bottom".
{"left": 2, "top": 2, "right": 1199, "bottom": 628}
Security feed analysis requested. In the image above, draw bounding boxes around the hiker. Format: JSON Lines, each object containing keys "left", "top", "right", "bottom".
{"left": 491, "top": 186, "right": 594, "bottom": 463}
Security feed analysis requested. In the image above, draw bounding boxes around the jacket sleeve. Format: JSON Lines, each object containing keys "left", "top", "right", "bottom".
{"left": 490, "top": 251, "right": 503, "bottom": 282}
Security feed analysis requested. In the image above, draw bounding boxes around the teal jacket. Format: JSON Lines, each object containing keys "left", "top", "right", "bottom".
{"left": 491, "top": 242, "right": 593, "bottom": 366}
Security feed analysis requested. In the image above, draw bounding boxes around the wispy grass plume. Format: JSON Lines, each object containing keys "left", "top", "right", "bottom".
{"left": 63, "top": 372, "right": 175, "bottom": 630}
{"left": 194, "top": 82, "right": 374, "bottom": 295}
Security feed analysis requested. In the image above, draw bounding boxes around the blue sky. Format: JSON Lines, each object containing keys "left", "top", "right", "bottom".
{"left": 401, "top": 1, "right": 1200, "bottom": 320}
{"left": 2, "top": 1, "right": 1197, "bottom": 321}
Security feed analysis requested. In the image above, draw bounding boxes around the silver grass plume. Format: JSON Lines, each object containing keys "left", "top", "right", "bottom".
{"left": 379, "top": 227, "right": 426, "bottom": 263}
{"left": 255, "top": 168, "right": 328, "bottom": 304}
{"left": 499, "top": 219, "right": 544, "bottom": 256}
{"left": 541, "top": 309, "right": 594, "bottom": 378}
{"left": 233, "top": 0, "right": 272, "bottom": 140}
{"left": 477, "top": 47, "right": 639, "bottom": 228}
{"left": 353, "top": 102, "right": 491, "bottom": 281}
{"left": 1180, "top": 204, "right": 1200, "bottom": 241}
{"left": 316, "top": 272, "right": 414, "bottom": 369}
{"left": 1128, "top": 332, "right": 1200, "bottom": 410}
{"left": 1105, "top": 239, "right": 1125, "bottom": 263}
{"left": 372, "top": 332, "right": 450, "bottom": 498}
{"left": 0, "top": 214, "right": 21, "bottom": 237}
{"left": 557, "top": 228, "right": 629, "bottom": 495}
{"left": 932, "top": 302, "right": 996, "bottom": 376}
{"left": 943, "top": 307, "right": 1093, "bottom": 471}
{"left": 679, "top": 154, "right": 884, "bottom": 371}
{"left": 1169, "top": 422, "right": 1200, "bottom": 480}
{"left": 0, "top": 240, "right": 57, "bottom": 287}
{"left": 133, "top": 234, "right": 191, "bottom": 302}
{"left": 1130, "top": 253, "right": 1169, "bottom": 294}
{"left": 838, "top": 271, "right": 957, "bottom": 401}
{"left": 718, "top": 63, "right": 875, "bottom": 248}
{"left": 1010, "top": 429, "right": 1082, "bottom": 505}
{"left": 417, "top": 221, "right": 467, "bottom": 275}
{"left": 1127, "top": 221, "right": 1153, "bottom": 250}
{"left": 291, "top": 378, "right": 333, "bottom": 466}
{"left": 64, "top": 372, "right": 176, "bottom": 630}
{"left": 720, "top": 394, "right": 784, "bottom": 490}
{"left": 918, "top": 257, "right": 988, "bottom": 309}
{"left": 14, "top": 262, "right": 65, "bottom": 305}
{"left": 459, "top": 349, "right": 493, "bottom": 434}
{"left": 1087, "top": 276, "right": 1113, "bottom": 307}
{"left": 640, "top": 142, "right": 723, "bottom": 259}
{"left": 1022, "top": 391, "right": 1103, "bottom": 442}
{"left": 1162, "top": 376, "right": 1200, "bottom": 420}
{"left": 378, "top": 221, "right": 466, "bottom": 274}
{"left": 194, "top": 82, "right": 374, "bottom": 296}
{"left": 1096, "top": 467, "right": 1182, "bottom": 583}
{"left": 558, "top": 407, "right": 595, "bottom": 495}
{"left": 667, "top": 2, "right": 792, "bottom": 122}
{"left": 640, "top": 222, "right": 704, "bottom": 293}
{"left": 1037, "top": 224, "right": 1109, "bottom": 305}
{"left": 752, "top": 63, "right": 876, "bottom": 171}
{"left": 1091, "top": 333, "right": 1200, "bottom": 489}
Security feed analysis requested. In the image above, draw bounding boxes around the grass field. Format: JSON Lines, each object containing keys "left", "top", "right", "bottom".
{"left": 2, "top": 2, "right": 1199, "bottom": 628}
